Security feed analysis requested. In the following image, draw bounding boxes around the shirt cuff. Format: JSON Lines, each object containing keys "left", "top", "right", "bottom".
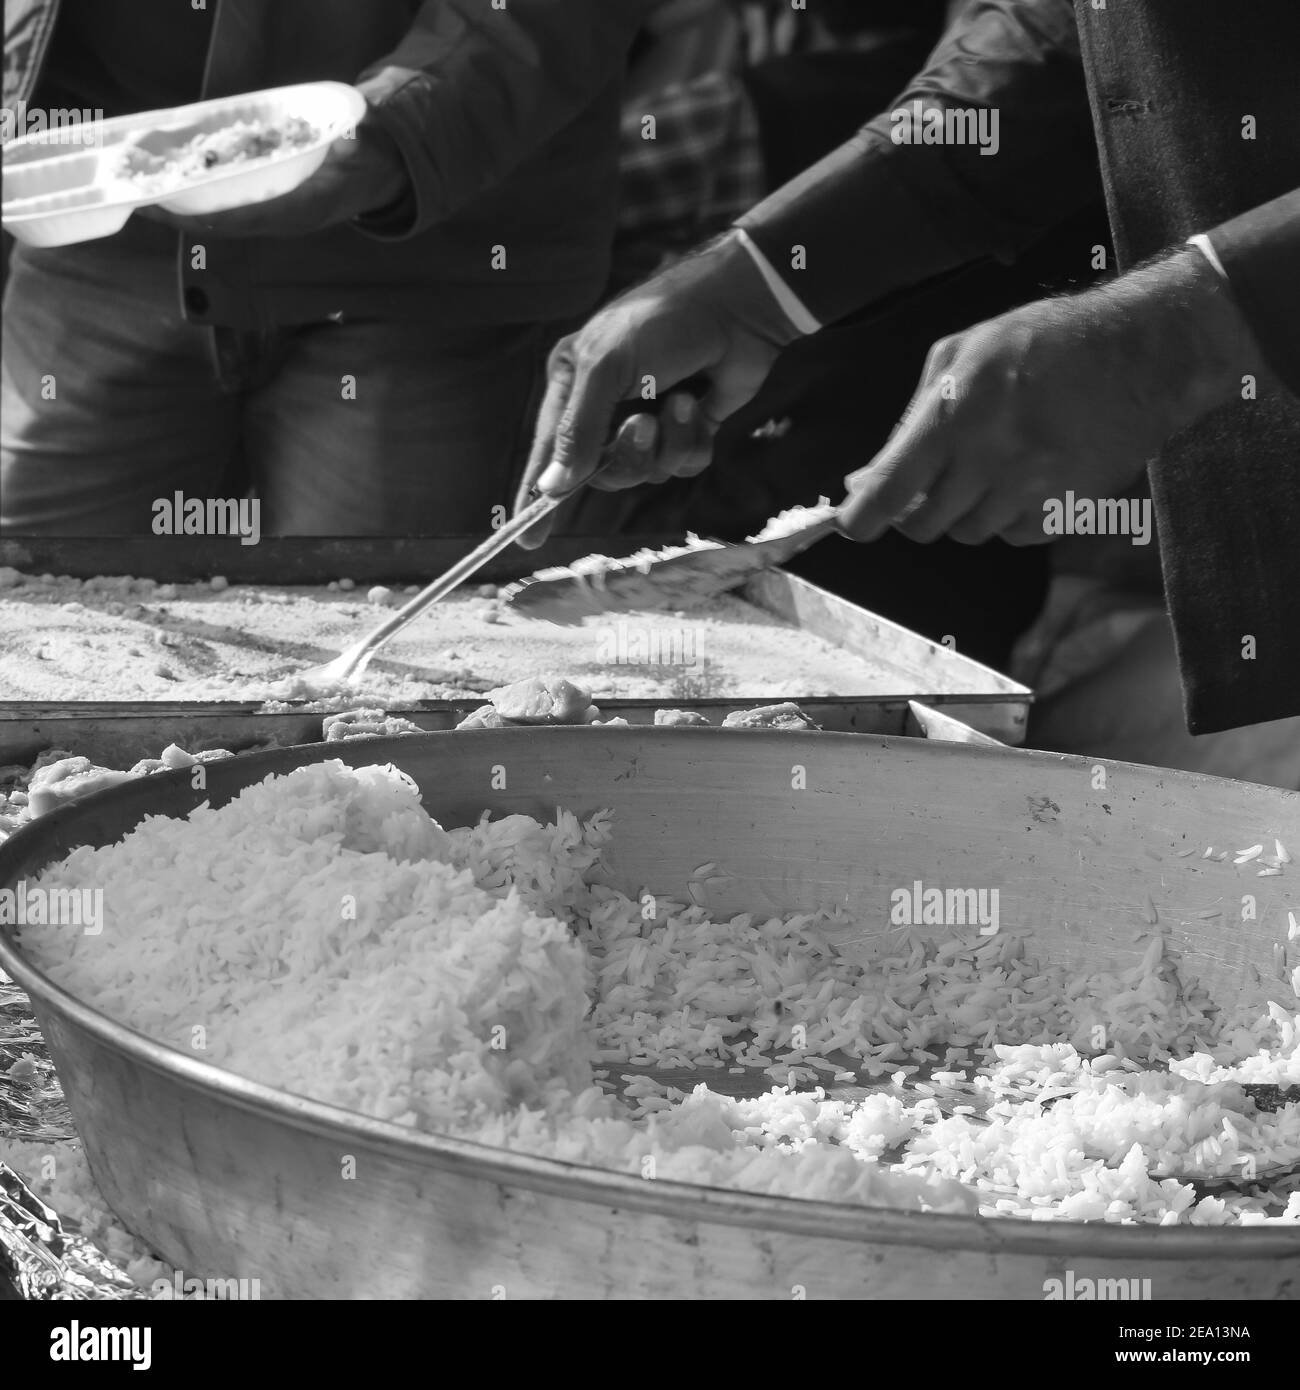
{"left": 734, "top": 227, "right": 822, "bottom": 336}
{"left": 1186, "top": 233, "right": 1229, "bottom": 281}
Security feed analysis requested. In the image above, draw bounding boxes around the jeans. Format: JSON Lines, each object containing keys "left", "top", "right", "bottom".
{"left": 1, "top": 240, "right": 554, "bottom": 536}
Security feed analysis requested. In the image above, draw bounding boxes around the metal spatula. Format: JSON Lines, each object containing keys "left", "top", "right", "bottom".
{"left": 502, "top": 504, "right": 839, "bottom": 625}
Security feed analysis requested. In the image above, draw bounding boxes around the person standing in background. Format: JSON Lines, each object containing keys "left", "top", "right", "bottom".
{"left": 1, "top": 0, "right": 652, "bottom": 536}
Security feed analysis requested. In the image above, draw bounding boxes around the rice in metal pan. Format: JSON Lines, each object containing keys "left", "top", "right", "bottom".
{"left": 16, "top": 761, "right": 1300, "bottom": 1233}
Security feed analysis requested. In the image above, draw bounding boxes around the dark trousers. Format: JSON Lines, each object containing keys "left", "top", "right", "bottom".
{"left": 1, "top": 240, "right": 554, "bottom": 537}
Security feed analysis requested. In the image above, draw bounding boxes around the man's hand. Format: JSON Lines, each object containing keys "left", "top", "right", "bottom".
{"left": 839, "top": 248, "right": 1259, "bottom": 546}
{"left": 512, "top": 231, "right": 803, "bottom": 548}
{"left": 138, "top": 102, "right": 411, "bottom": 239}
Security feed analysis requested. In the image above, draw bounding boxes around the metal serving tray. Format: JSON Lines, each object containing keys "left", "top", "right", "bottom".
{"left": 0, "top": 557, "right": 1029, "bottom": 760}
{"left": 0, "top": 530, "right": 1028, "bottom": 761}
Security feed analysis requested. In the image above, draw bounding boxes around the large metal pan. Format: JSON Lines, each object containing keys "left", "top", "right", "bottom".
{"left": 1, "top": 729, "right": 1298, "bottom": 1299}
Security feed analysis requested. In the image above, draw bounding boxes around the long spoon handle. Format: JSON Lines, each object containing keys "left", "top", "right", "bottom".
{"left": 343, "top": 489, "right": 566, "bottom": 661}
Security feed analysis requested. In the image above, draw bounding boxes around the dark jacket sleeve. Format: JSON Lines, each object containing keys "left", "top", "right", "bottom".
{"left": 355, "top": 0, "right": 654, "bottom": 237}
{"left": 736, "top": 0, "right": 1098, "bottom": 325}
{"left": 1208, "top": 188, "right": 1300, "bottom": 401}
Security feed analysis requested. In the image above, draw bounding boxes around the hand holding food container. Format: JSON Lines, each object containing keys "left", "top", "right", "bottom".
{"left": 134, "top": 100, "right": 412, "bottom": 239}
{"left": 1, "top": 82, "right": 376, "bottom": 249}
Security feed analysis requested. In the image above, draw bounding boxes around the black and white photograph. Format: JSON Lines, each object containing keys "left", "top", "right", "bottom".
{"left": 0, "top": 0, "right": 1296, "bottom": 1344}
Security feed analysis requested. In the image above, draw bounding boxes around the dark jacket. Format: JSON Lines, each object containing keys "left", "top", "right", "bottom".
{"left": 4, "top": 0, "right": 652, "bottom": 329}
{"left": 737, "top": 0, "right": 1300, "bottom": 735}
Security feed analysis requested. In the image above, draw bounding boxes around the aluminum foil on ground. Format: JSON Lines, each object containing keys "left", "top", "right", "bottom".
{"left": 0, "top": 976, "right": 75, "bottom": 1143}
{"left": 0, "top": 1162, "right": 150, "bottom": 1300}
{"left": 0, "top": 973, "right": 154, "bottom": 1298}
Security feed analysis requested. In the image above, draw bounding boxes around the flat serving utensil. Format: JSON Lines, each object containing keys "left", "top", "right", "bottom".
{"left": 501, "top": 503, "right": 839, "bottom": 625}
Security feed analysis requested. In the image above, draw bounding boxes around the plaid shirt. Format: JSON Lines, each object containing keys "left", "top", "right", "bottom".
{"left": 613, "top": 69, "right": 764, "bottom": 290}
{"left": 609, "top": 0, "right": 904, "bottom": 291}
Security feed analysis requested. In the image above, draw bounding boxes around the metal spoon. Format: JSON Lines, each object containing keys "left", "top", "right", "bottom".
{"left": 285, "top": 487, "right": 569, "bottom": 696}
{"left": 282, "top": 401, "right": 673, "bottom": 695}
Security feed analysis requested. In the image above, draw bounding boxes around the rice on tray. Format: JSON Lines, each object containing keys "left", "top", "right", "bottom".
{"left": 16, "top": 762, "right": 1300, "bottom": 1228}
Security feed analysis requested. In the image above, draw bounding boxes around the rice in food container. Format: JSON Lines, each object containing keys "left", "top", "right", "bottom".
{"left": 112, "top": 117, "right": 318, "bottom": 193}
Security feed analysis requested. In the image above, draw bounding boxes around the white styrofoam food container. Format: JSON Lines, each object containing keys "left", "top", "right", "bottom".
{"left": 1, "top": 82, "right": 368, "bottom": 247}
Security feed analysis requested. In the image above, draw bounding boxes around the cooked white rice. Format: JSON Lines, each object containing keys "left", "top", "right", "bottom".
{"left": 17, "top": 761, "right": 1300, "bottom": 1234}
{"left": 744, "top": 499, "right": 837, "bottom": 543}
